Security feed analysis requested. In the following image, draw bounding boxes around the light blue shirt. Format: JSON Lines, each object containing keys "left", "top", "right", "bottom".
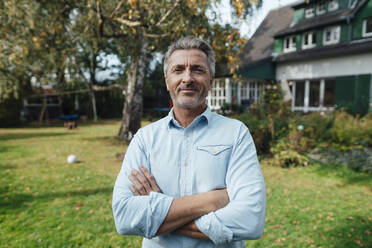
{"left": 112, "top": 107, "right": 266, "bottom": 247}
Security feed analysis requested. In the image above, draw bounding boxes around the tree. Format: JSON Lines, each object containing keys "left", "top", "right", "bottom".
{"left": 87, "top": 0, "right": 260, "bottom": 141}
{"left": 0, "top": 0, "right": 78, "bottom": 121}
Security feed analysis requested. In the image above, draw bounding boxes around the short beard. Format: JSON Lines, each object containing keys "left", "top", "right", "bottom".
{"left": 170, "top": 89, "right": 208, "bottom": 109}
{"left": 172, "top": 95, "right": 206, "bottom": 109}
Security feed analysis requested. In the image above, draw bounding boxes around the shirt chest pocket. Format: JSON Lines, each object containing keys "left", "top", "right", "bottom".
{"left": 196, "top": 145, "right": 232, "bottom": 156}
{"left": 194, "top": 144, "right": 232, "bottom": 191}
{"left": 195, "top": 144, "right": 232, "bottom": 169}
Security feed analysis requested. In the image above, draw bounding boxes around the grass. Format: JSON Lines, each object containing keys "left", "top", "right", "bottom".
{"left": 0, "top": 120, "right": 371, "bottom": 247}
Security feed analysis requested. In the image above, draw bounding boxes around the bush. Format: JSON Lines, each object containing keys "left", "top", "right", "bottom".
{"left": 219, "top": 103, "right": 244, "bottom": 115}
{"left": 270, "top": 139, "right": 310, "bottom": 168}
{"left": 328, "top": 111, "right": 372, "bottom": 151}
{"left": 235, "top": 83, "right": 293, "bottom": 155}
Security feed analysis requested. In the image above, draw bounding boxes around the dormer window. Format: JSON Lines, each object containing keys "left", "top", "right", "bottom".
{"left": 284, "top": 36, "right": 297, "bottom": 53}
{"left": 305, "top": 7, "right": 315, "bottom": 18}
{"left": 362, "top": 18, "right": 372, "bottom": 37}
{"left": 323, "top": 26, "right": 340, "bottom": 45}
{"left": 302, "top": 31, "right": 317, "bottom": 49}
{"left": 328, "top": 0, "right": 338, "bottom": 11}
{"left": 316, "top": 2, "right": 326, "bottom": 15}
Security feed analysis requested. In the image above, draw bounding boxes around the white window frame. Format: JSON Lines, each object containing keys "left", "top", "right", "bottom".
{"left": 305, "top": 7, "right": 315, "bottom": 18}
{"left": 323, "top": 26, "right": 340, "bottom": 45}
{"left": 283, "top": 36, "right": 297, "bottom": 53}
{"left": 328, "top": 0, "right": 338, "bottom": 12}
{"left": 362, "top": 18, "right": 372, "bottom": 37}
{"left": 302, "top": 31, "right": 317, "bottom": 49}
{"left": 291, "top": 79, "right": 334, "bottom": 113}
{"left": 207, "top": 78, "right": 228, "bottom": 111}
{"left": 316, "top": 2, "right": 326, "bottom": 15}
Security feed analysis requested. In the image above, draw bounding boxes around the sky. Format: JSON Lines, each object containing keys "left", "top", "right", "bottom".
{"left": 216, "top": 0, "right": 300, "bottom": 38}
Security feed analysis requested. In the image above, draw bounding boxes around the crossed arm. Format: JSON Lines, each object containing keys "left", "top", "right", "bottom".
{"left": 129, "top": 166, "right": 229, "bottom": 240}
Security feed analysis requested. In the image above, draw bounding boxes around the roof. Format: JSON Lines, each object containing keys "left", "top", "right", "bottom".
{"left": 275, "top": 0, "right": 369, "bottom": 37}
{"left": 238, "top": 6, "right": 294, "bottom": 72}
{"left": 274, "top": 38, "right": 372, "bottom": 62}
{"left": 275, "top": 8, "right": 351, "bottom": 37}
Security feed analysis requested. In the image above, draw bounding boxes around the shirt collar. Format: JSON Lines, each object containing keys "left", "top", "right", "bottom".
{"left": 167, "top": 106, "right": 211, "bottom": 129}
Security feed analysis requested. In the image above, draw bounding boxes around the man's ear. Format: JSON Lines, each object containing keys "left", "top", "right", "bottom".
{"left": 209, "top": 77, "right": 214, "bottom": 90}
{"left": 165, "top": 76, "right": 170, "bottom": 91}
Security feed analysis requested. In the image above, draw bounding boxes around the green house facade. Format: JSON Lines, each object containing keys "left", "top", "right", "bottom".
{"left": 273, "top": 0, "right": 372, "bottom": 115}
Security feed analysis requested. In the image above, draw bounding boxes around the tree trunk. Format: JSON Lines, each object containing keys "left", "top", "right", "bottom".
{"left": 38, "top": 96, "right": 47, "bottom": 123}
{"left": 89, "top": 85, "right": 98, "bottom": 122}
{"left": 89, "top": 53, "right": 98, "bottom": 122}
{"left": 117, "top": 40, "right": 149, "bottom": 141}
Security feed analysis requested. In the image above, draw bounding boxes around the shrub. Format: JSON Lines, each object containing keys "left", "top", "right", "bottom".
{"left": 235, "top": 83, "right": 294, "bottom": 154}
{"left": 328, "top": 111, "right": 372, "bottom": 151}
{"left": 270, "top": 139, "right": 310, "bottom": 168}
{"left": 219, "top": 103, "right": 244, "bottom": 115}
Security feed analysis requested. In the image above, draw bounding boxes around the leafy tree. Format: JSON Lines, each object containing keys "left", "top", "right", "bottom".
{"left": 0, "top": 0, "right": 77, "bottom": 121}
{"left": 87, "top": 0, "right": 260, "bottom": 141}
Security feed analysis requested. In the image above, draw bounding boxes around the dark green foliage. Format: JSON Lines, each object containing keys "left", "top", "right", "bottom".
{"left": 234, "top": 83, "right": 372, "bottom": 170}
{"left": 0, "top": 97, "right": 22, "bottom": 127}
{"left": 220, "top": 103, "right": 244, "bottom": 115}
{"left": 235, "top": 83, "right": 293, "bottom": 155}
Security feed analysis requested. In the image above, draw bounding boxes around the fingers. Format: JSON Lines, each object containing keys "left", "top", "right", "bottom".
{"left": 140, "top": 166, "right": 162, "bottom": 193}
{"left": 129, "top": 169, "right": 152, "bottom": 195}
{"left": 130, "top": 185, "right": 140, "bottom": 196}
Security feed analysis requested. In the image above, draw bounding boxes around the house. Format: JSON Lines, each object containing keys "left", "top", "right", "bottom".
{"left": 208, "top": 5, "right": 295, "bottom": 111}
{"left": 208, "top": 0, "right": 372, "bottom": 116}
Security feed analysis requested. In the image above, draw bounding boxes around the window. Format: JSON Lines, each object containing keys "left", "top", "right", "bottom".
{"left": 305, "top": 7, "right": 314, "bottom": 18}
{"left": 302, "top": 31, "right": 317, "bottom": 49}
{"left": 362, "top": 18, "right": 372, "bottom": 37}
{"left": 323, "top": 26, "right": 340, "bottom": 45}
{"left": 241, "top": 81, "right": 261, "bottom": 104}
{"left": 292, "top": 79, "right": 335, "bottom": 112}
{"left": 295, "top": 81, "right": 305, "bottom": 107}
{"left": 324, "top": 80, "right": 335, "bottom": 107}
{"left": 309, "top": 80, "right": 320, "bottom": 107}
{"left": 284, "top": 36, "right": 297, "bottom": 53}
{"left": 328, "top": 0, "right": 338, "bottom": 11}
{"left": 316, "top": 2, "right": 326, "bottom": 15}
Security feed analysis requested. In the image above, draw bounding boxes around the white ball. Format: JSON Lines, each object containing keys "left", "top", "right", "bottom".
{"left": 67, "top": 155, "right": 77, "bottom": 164}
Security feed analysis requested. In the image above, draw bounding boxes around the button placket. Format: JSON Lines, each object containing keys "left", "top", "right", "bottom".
{"left": 184, "top": 130, "right": 193, "bottom": 195}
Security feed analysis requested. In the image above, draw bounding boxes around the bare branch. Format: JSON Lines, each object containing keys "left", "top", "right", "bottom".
{"left": 114, "top": 17, "right": 141, "bottom": 27}
{"left": 155, "top": 0, "right": 181, "bottom": 27}
{"left": 143, "top": 32, "right": 170, "bottom": 38}
{"left": 110, "top": 0, "right": 125, "bottom": 18}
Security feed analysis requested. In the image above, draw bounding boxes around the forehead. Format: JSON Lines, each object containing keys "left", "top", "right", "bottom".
{"left": 168, "top": 49, "right": 208, "bottom": 67}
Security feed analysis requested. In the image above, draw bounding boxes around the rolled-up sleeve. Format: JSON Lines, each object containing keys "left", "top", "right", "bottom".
{"left": 112, "top": 130, "right": 173, "bottom": 238}
{"left": 195, "top": 124, "right": 266, "bottom": 244}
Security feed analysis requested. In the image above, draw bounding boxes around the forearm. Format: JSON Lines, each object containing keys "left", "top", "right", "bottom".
{"left": 156, "top": 190, "right": 226, "bottom": 235}
{"left": 174, "top": 221, "right": 209, "bottom": 240}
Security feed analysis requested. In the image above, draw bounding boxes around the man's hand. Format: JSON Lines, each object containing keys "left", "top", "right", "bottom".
{"left": 129, "top": 166, "right": 162, "bottom": 195}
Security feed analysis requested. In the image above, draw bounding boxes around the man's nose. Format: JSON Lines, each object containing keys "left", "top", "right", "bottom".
{"left": 182, "top": 69, "right": 193, "bottom": 83}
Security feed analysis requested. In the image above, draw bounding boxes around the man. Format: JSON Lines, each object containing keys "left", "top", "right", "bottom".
{"left": 112, "top": 36, "right": 266, "bottom": 247}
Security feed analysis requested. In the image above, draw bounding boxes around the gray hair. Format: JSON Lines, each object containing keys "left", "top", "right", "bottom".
{"left": 163, "top": 36, "right": 215, "bottom": 77}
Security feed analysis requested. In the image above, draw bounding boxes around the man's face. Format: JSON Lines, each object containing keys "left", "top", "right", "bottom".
{"left": 165, "top": 49, "right": 214, "bottom": 109}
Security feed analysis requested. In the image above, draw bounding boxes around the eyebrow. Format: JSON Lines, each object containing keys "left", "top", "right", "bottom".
{"left": 170, "top": 64, "right": 207, "bottom": 71}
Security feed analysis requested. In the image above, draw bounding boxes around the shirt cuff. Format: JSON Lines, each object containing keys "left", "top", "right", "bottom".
{"left": 147, "top": 191, "right": 174, "bottom": 238}
{"left": 195, "top": 212, "right": 233, "bottom": 244}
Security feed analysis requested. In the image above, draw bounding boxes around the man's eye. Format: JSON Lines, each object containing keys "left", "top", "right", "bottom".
{"left": 194, "top": 68, "right": 205, "bottom": 73}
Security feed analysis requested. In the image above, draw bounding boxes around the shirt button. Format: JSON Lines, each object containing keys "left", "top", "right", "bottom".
{"left": 186, "top": 133, "right": 190, "bottom": 137}
{"left": 184, "top": 162, "right": 188, "bottom": 166}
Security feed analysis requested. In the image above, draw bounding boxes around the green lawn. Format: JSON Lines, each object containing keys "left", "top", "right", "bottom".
{"left": 0, "top": 121, "right": 371, "bottom": 247}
